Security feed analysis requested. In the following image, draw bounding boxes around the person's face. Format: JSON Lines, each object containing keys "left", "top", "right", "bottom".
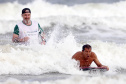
{"left": 82, "top": 48, "right": 91, "bottom": 59}
{"left": 22, "top": 13, "right": 31, "bottom": 21}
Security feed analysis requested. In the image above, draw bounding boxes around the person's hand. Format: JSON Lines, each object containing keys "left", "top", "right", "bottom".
{"left": 101, "top": 65, "right": 109, "bottom": 71}
{"left": 23, "top": 37, "right": 29, "bottom": 42}
{"left": 19, "top": 37, "right": 29, "bottom": 42}
{"left": 41, "top": 41, "right": 46, "bottom": 45}
{"left": 41, "top": 39, "right": 46, "bottom": 45}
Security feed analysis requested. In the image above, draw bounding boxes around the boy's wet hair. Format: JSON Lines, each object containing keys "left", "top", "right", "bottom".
{"left": 82, "top": 44, "right": 91, "bottom": 51}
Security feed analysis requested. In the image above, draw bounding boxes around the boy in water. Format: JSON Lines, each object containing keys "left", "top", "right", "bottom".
{"left": 72, "top": 44, "right": 109, "bottom": 70}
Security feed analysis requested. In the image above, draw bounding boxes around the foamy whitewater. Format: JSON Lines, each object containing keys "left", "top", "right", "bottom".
{"left": 0, "top": 0, "right": 126, "bottom": 84}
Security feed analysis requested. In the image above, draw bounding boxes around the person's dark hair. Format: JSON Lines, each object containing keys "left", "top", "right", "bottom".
{"left": 82, "top": 44, "right": 91, "bottom": 51}
{"left": 22, "top": 8, "right": 31, "bottom": 14}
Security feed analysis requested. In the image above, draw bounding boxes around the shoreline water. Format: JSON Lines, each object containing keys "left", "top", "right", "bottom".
{"left": 0, "top": 72, "right": 126, "bottom": 83}
{"left": 0, "top": 73, "right": 71, "bottom": 82}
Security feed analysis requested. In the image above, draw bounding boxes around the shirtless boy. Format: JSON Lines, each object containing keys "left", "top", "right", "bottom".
{"left": 72, "top": 44, "right": 109, "bottom": 70}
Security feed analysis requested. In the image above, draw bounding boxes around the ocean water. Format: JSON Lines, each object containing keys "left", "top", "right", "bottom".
{"left": 0, "top": 0, "right": 126, "bottom": 84}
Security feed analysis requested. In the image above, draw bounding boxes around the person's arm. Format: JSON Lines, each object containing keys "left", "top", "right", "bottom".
{"left": 72, "top": 52, "right": 82, "bottom": 61}
{"left": 12, "top": 33, "right": 19, "bottom": 42}
{"left": 12, "top": 34, "right": 29, "bottom": 42}
{"left": 93, "top": 52, "right": 109, "bottom": 70}
{"left": 72, "top": 52, "right": 79, "bottom": 59}
{"left": 12, "top": 25, "right": 29, "bottom": 42}
{"left": 38, "top": 24, "right": 46, "bottom": 44}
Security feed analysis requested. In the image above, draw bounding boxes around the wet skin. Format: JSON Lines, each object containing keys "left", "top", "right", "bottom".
{"left": 72, "top": 48, "right": 109, "bottom": 70}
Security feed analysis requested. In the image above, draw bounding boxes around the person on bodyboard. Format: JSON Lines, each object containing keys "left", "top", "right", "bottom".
{"left": 72, "top": 44, "right": 109, "bottom": 71}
